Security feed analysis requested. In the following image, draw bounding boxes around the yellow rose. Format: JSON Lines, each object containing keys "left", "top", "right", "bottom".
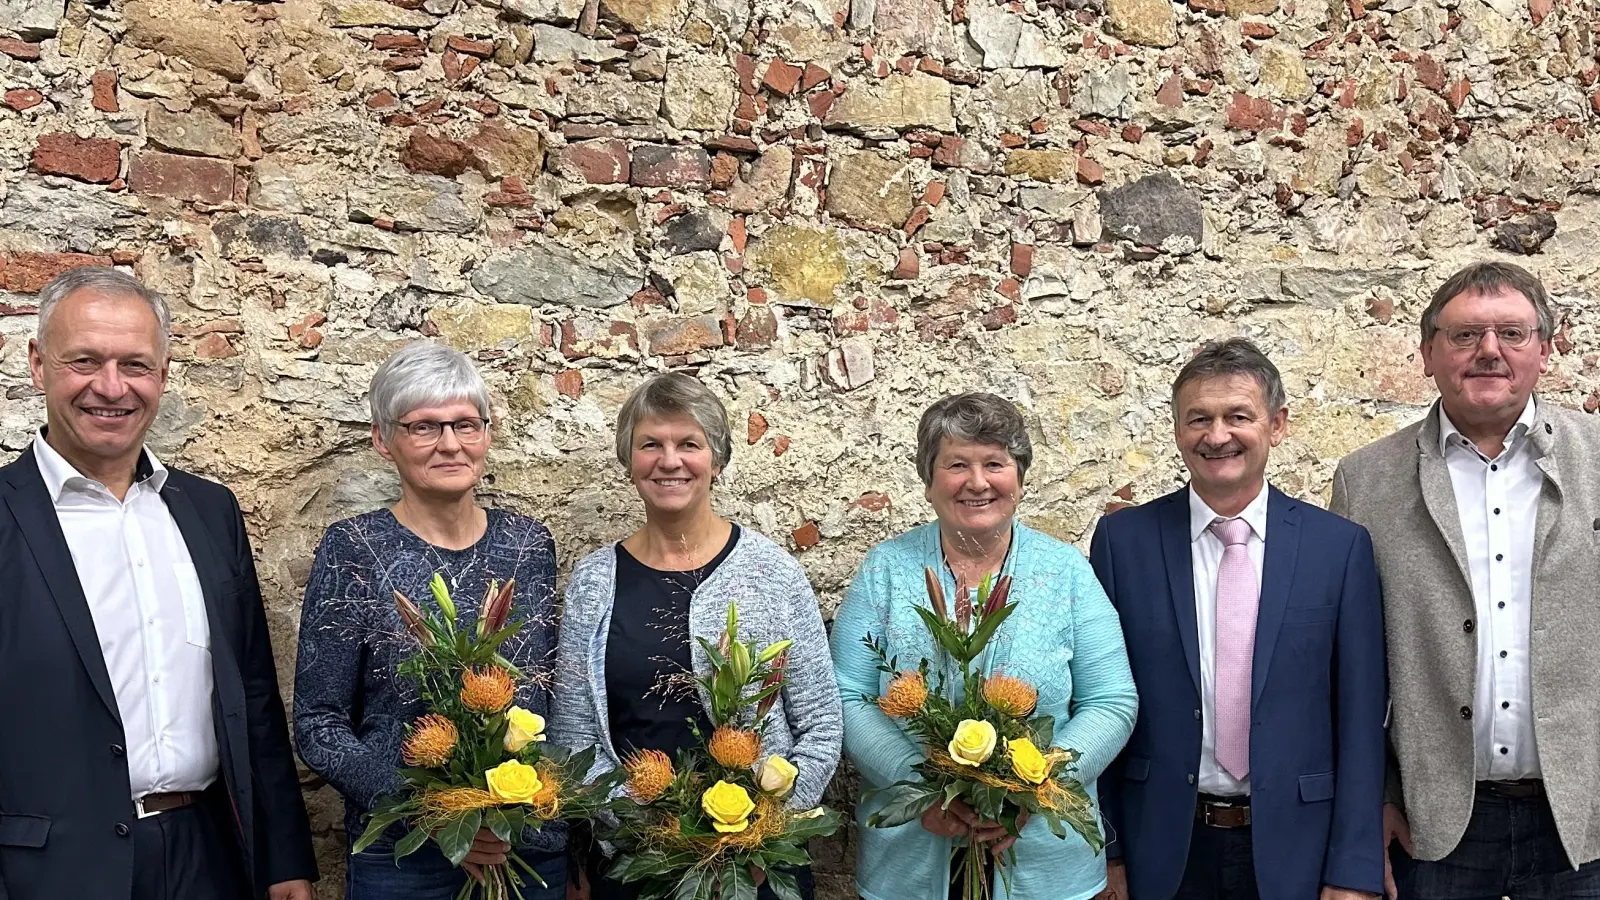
{"left": 1008, "top": 738, "right": 1050, "bottom": 784}
{"left": 504, "top": 706, "right": 547, "bottom": 753}
{"left": 948, "top": 719, "right": 998, "bottom": 767}
{"left": 701, "top": 780, "right": 757, "bottom": 833}
{"left": 486, "top": 759, "right": 544, "bottom": 804}
{"left": 757, "top": 755, "right": 799, "bottom": 795}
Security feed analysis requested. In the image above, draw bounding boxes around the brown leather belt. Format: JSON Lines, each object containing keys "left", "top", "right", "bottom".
{"left": 1196, "top": 795, "right": 1251, "bottom": 829}
{"left": 1478, "top": 779, "right": 1543, "bottom": 800}
{"left": 135, "top": 791, "right": 198, "bottom": 819}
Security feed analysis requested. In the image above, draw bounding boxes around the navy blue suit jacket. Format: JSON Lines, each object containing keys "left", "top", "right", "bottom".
{"left": 0, "top": 448, "right": 316, "bottom": 900}
{"left": 1089, "top": 486, "right": 1386, "bottom": 900}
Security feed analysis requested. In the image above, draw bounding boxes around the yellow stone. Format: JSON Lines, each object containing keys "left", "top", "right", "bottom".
{"left": 1003, "top": 149, "right": 1075, "bottom": 182}
{"left": 430, "top": 304, "right": 534, "bottom": 351}
{"left": 746, "top": 226, "right": 848, "bottom": 306}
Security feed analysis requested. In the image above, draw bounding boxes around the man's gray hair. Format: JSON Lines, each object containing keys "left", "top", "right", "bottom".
{"left": 35, "top": 267, "right": 172, "bottom": 352}
{"left": 1420, "top": 261, "right": 1557, "bottom": 344}
{"left": 1171, "top": 338, "right": 1287, "bottom": 414}
{"left": 369, "top": 342, "right": 492, "bottom": 439}
{"left": 914, "top": 393, "right": 1033, "bottom": 486}
{"left": 614, "top": 373, "right": 733, "bottom": 470}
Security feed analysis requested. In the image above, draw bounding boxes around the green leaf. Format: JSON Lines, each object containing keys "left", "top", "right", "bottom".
{"left": 725, "top": 862, "right": 758, "bottom": 900}
{"left": 697, "top": 637, "right": 729, "bottom": 670}
{"left": 1028, "top": 716, "right": 1056, "bottom": 748}
{"left": 753, "top": 842, "right": 811, "bottom": 868}
{"left": 866, "top": 783, "right": 938, "bottom": 828}
{"left": 783, "top": 808, "right": 842, "bottom": 843}
{"left": 766, "top": 870, "right": 802, "bottom": 900}
{"left": 674, "top": 869, "right": 714, "bottom": 900}
{"left": 484, "top": 807, "right": 512, "bottom": 843}
{"left": 436, "top": 810, "right": 482, "bottom": 866}
{"left": 394, "top": 826, "right": 429, "bottom": 861}
{"left": 967, "top": 602, "right": 1019, "bottom": 655}
{"left": 607, "top": 850, "right": 675, "bottom": 882}
{"left": 351, "top": 810, "right": 409, "bottom": 854}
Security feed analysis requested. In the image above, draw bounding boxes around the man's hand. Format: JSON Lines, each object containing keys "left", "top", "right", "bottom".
{"left": 460, "top": 827, "right": 512, "bottom": 883}
{"left": 1322, "top": 887, "right": 1379, "bottom": 900}
{"left": 921, "top": 798, "right": 977, "bottom": 839}
{"left": 267, "top": 880, "right": 314, "bottom": 900}
{"left": 1382, "top": 803, "right": 1413, "bottom": 900}
{"left": 1094, "top": 860, "right": 1128, "bottom": 900}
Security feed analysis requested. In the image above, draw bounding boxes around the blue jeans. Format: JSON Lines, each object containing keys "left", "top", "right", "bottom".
{"left": 347, "top": 837, "right": 566, "bottom": 900}
{"left": 1396, "top": 784, "right": 1600, "bottom": 900}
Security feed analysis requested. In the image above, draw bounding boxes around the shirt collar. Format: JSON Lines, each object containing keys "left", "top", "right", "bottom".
{"left": 1438, "top": 396, "right": 1537, "bottom": 458}
{"left": 1189, "top": 481, "right": 1269, "bottom": 544}
{"left": 33, "top": 428, "right": 166, "bottom": 501}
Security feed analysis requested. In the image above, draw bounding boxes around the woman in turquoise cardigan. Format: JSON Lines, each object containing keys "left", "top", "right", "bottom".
{"left": 831, "top": 392, "right": 1137, "bottom": 900}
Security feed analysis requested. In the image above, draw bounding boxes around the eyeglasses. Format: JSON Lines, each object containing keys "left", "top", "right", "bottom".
{"left": 394, "top": 417, "right": 489, "bottom": 444}
{"left": 1441, "top": 323, "right": 1539, "bottom": 350}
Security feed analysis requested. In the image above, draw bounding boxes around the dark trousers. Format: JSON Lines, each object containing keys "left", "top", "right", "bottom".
{"left": 347, "top": 837, "right": 565, "bottom": 900}
{"left": 1396, "top": 785, "right": 1600, "bottom": 900}
{"left": 1174, "top": 819, "right": 1260, "bottom": 900}
{"left": 130, "top": 799, "right": 249, "bottom": 900}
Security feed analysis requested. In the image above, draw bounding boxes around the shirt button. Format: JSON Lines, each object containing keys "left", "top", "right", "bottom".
{"left": 1464, "top": 620, "right": 1474, "bottom": 633}
{"left": 1500, "top": 747, "right": 1509, "bottom": 755}
{"left": 1494, "top": 508, "right": 1501, "bottom": 515}
{"left": 1500, "top": 650, "right": 1508, "bottom": 659}
{"left": 1491, "top": 464, "right": 1498, "bottom": 471}
{"left": 1495, "top": 554, "right": 1504, "bottom": 562}
{"left": 135, "top": 559, "right": 145, "bottom": 568}
{"left": 1498, "top": 602, "right": 1506, "bottom": 609}
{"left": 1502, "top": 701, "right": 1510, "bottom": 710}
{"left": 115, "top": 823, "right": 130, "bottom": 837}
{"left": 110, "top": 743, "right": 124, "bottom": 757}
{"left": 1461, "top": 706, "right": 1473, "bottom": 720}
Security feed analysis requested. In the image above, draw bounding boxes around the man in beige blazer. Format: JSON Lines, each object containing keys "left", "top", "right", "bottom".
{"left": 1331, "top": 261, "right": 1600, "bottom": 900}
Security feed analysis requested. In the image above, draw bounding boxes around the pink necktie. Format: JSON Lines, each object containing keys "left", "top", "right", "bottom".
{"left": 1211, "top": 517, "right": 1257, "bottom": 782}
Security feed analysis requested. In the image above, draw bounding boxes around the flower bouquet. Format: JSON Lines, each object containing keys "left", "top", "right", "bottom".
{"left": 601, "top": 604, "right": 842, "bottom": 900}
{"left": 859, "top": 569, "right": 1103, "bottom": 900}
{"left": 353, "top": 573, "right": 618, "bottom": 900}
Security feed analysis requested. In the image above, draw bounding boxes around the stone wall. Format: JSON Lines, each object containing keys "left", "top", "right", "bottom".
{"left": 2, "top": 0, "right": 1598, "bottom": 890}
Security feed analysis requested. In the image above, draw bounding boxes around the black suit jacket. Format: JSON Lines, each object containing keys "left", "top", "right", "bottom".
{"left": 0, "top": 447, "right": 317, "bottom": 900}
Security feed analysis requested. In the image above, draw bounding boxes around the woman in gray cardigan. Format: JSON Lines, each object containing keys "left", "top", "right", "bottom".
{"left": 551, "top": 373, "right": 843, "bottom": 900}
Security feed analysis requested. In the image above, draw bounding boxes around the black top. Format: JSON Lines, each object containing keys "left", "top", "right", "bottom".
{"left": 605, "top": 525, "right": 740, "bottom": 763}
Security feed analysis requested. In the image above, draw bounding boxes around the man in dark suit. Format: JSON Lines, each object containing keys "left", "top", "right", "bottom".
{"left": 1090, "top": 338, "right": 1387, "bottom": 900}
{"left": 0, "top": 267, "right": 316, "bottom": 900}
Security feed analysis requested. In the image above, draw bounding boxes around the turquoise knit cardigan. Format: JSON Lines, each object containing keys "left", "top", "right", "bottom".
{"left": 831, "top": 521, "right": 1137, "bottom": 900}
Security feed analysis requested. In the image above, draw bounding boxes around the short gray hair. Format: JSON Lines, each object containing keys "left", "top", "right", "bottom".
{"left": 36, "top": 267, "right": 171, "bottom": 353}
{"left": 614, "top": 373, "right": 733, "bottom": 470}
{"left": 1421, "top": 261, "right": 1556, "bottom": 344}
{"left": 1171, "top": 338, "right": 1287, "bottom": 414}
{"left": 915, "top": 393, "right": 1033, "bottom": 486}
{"left": 369, "top": 342, "right": 491, "bottom": 439}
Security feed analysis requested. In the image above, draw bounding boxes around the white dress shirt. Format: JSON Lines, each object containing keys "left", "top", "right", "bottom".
{"left": 33, "top": 432, "right": 219, "bottom": 800}
{"left": 1189, "top": 483, "right": 1269, "bottom": 797}
{"left": 1438, "top": 400, "right": 1543, "bottom": 780}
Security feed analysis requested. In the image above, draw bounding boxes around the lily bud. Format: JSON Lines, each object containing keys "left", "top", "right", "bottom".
{"left": 983, "top": 575, "right": 1012, "bottom": 617}
{"left": 394, "top": 590, "right": 434, "bottom": 647}
{"left": 429, "top": 572, "right": 456, "bottom": 623}
{"left": 924, "top": 567, "right": 948, "bottom": 621}
{"left": 757, "top": 639, "right": 792, "bottom": 665}
{"left": 481, "top": 578, "right": 516, "bottom": 635}
{"left": 755, "top": 652, "right": 788, "bottom": 719}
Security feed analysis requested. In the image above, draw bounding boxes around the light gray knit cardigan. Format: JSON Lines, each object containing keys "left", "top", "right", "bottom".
{"left": 549, "top": 526, "right": 844, "bottom": 810}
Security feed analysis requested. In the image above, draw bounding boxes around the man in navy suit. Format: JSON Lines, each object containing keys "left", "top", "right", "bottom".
{"left": 1090, "top": 338, "right": 1386, "bottom": 900}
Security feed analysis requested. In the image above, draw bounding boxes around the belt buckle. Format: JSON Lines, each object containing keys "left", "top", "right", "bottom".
{"left": 134, "top": 796, "right": 161, "bottom": 819}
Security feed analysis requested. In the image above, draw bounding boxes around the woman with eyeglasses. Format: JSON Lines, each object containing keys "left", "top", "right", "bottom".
{"left": 293, "top": 342, "right": 567, "bottom": 900}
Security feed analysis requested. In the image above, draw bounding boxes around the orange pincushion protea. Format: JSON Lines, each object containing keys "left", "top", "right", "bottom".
{"left": 624, "top": 749, "right": 675, "bottom": 803}
{"left": 402, "top": 714, "right": 459, "bottom": 768}
{"left": 878, "top": 671, "right": 928, "bottom": 718}
{"left": 983, "top": 673, "right": 1038, "bottom": 718}
{"left": 460, "top": 665, "right": 516, "bottom": 713}
{"left": 708, "top": 726, "right": 762, "bottom": 769}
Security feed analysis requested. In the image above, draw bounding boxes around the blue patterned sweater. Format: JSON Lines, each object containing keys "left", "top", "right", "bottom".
{"left": 830, "top": 521, "right": 1138, "bottom": 900}
{"left": 292, "top": 508, "right": 564, "bottom": 851}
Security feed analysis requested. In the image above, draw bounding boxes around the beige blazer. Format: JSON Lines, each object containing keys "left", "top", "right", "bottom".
{"left": 1330, "top": 398, "right": 1600, "bottom": 866}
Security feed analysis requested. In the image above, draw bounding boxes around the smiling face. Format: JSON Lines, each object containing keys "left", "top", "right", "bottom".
{"left": 628, "top": 413, "right": 721, "bottom": 517}
{"left": 30, "top": 288, "right": 170, "bottom": 480}
{"left": 1174, "top": 373, "right": 1286, "bottom": 505}
{"left": 1420, "top": 286, "right": 1551, "bottom": 431}
{"left": 925, "top": 437, "right": 1022, "bottom": 542}
{"left": 373, "top": 399, "right": 490, "bottom": 499}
